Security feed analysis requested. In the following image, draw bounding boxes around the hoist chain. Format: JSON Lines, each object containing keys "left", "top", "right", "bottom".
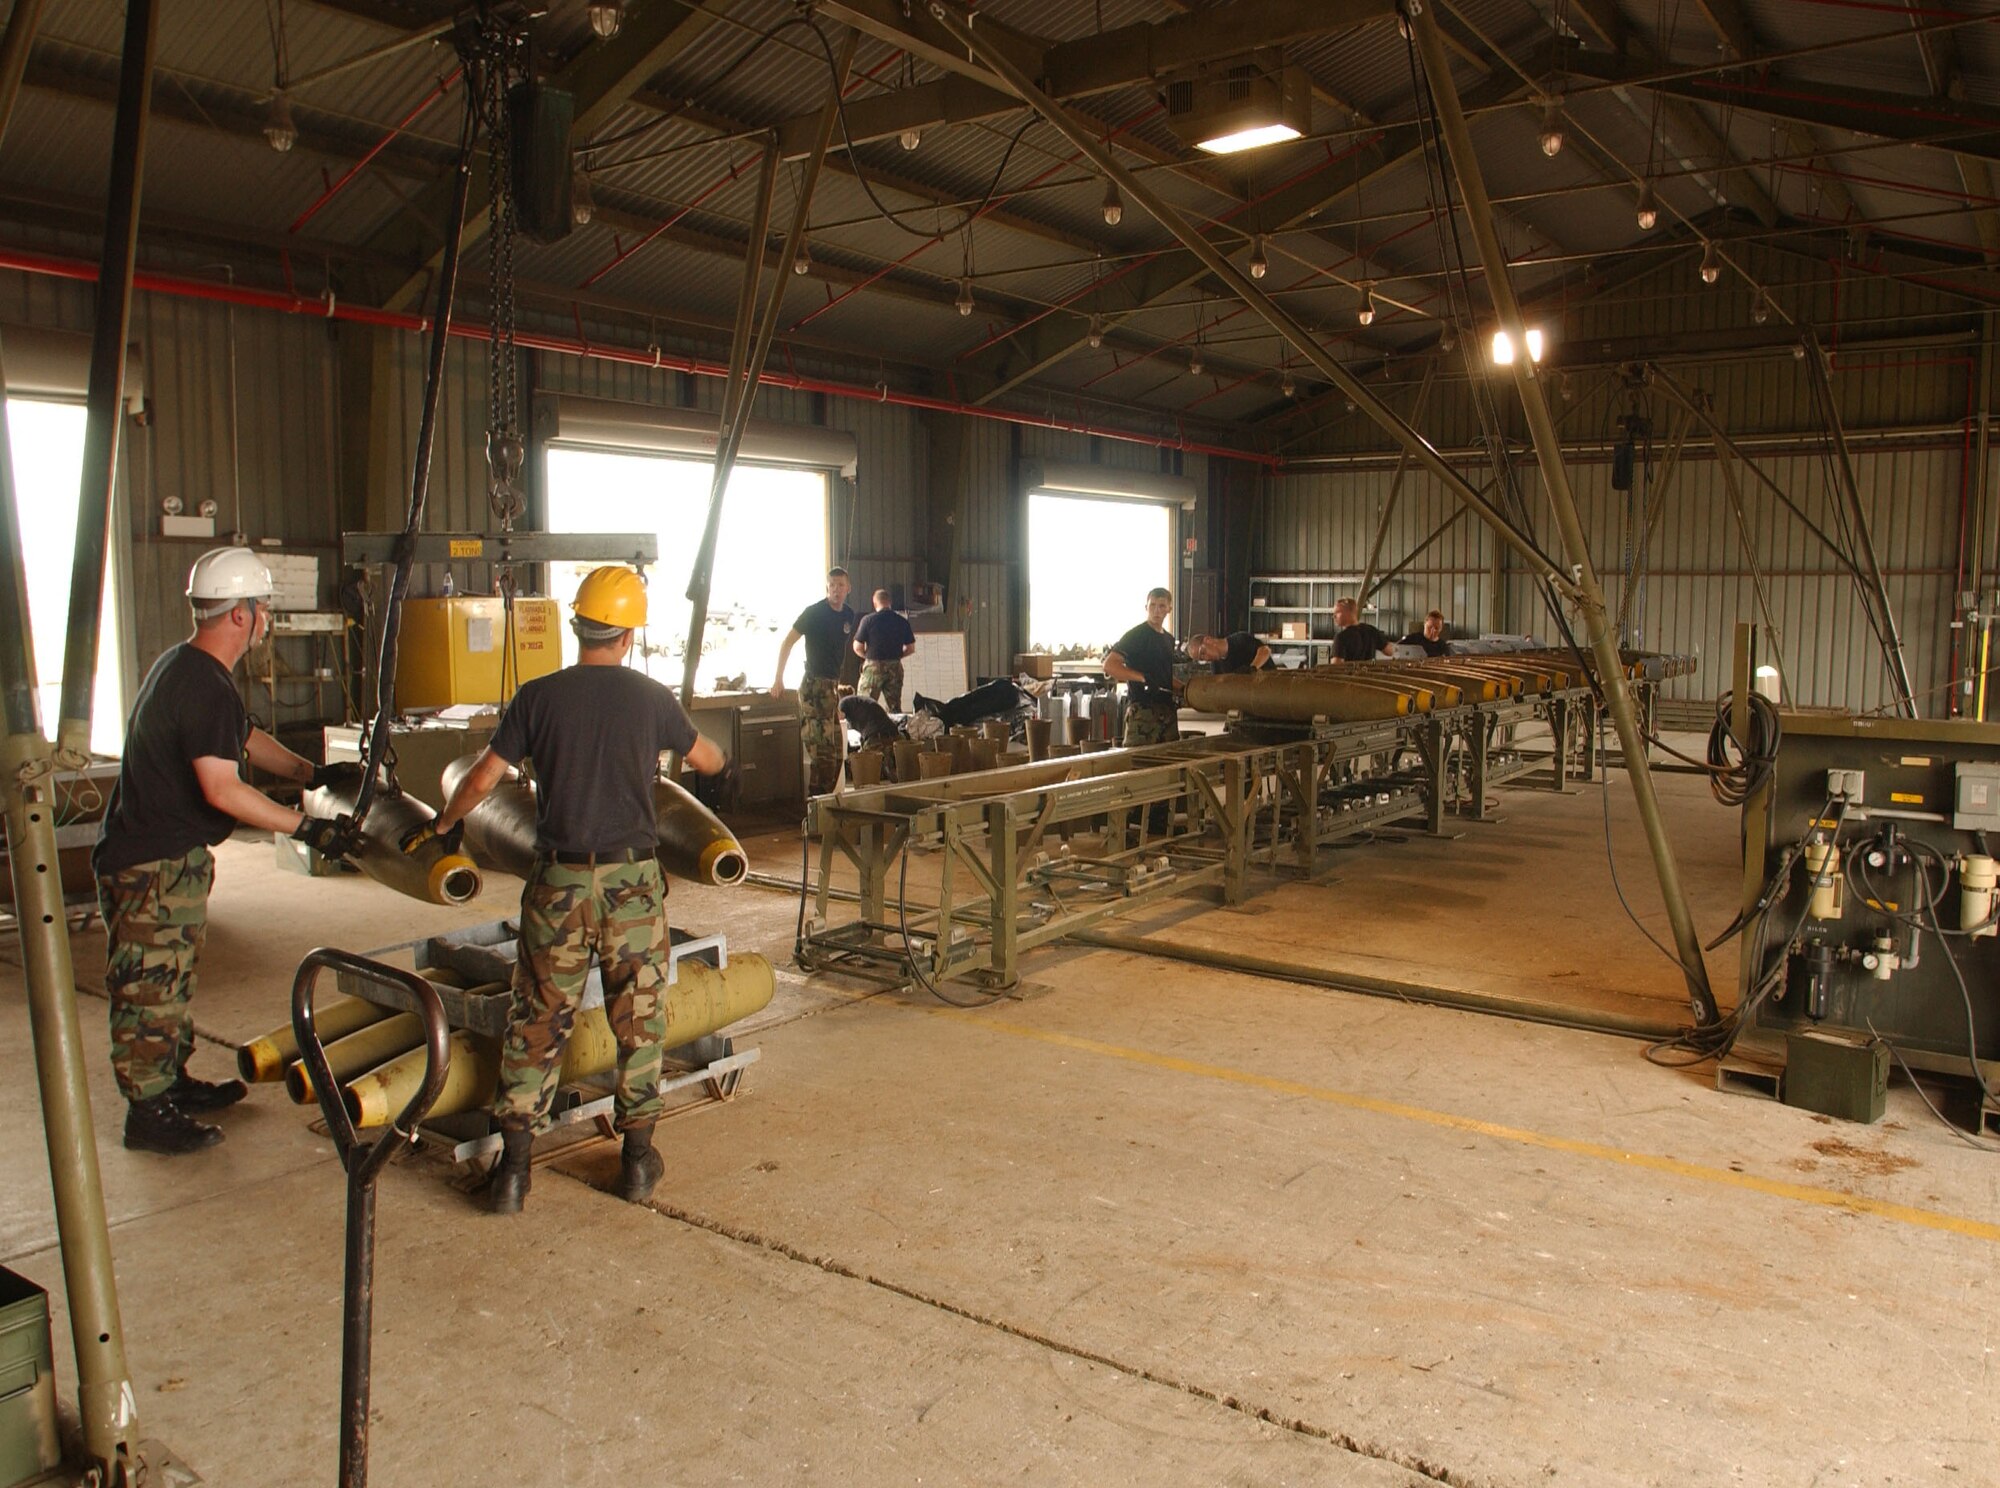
{"left": 466, "top": 14, "right": 527, "bottom": 531}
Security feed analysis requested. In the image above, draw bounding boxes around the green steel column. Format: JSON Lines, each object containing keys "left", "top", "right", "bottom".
{"left": 0, "top": 347, "right": 140, "bottom": 1480}
{"left": 1403, "top": 2, "right": 1717, "bottom": 1025}
{"left": 55, "top": 0, "right": 156, "bottom": 767}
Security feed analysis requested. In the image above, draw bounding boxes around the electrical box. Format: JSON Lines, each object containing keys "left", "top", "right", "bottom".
{"left": 1782, "top": 1030, "right": 1888, "bottom": 1125}
{"left": 1953, "top": 761, "right": 2000, "bottom": 832}
{"left": 1826, "top": 768, "right": 1865, "bottom": 803}
{"left": 395, "top": 596, "right": 561, "bottom": 710}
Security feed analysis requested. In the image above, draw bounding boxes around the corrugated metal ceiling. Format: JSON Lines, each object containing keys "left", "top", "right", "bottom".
{"left": 0, "top": 0, "right": 1989, "bottom": 439}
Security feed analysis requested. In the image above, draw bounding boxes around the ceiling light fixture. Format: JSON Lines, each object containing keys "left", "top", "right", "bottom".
{"left": 1281, "top": 369, "right": 1296, "bottom": 399}
{"left": 1086, "top": 314, "right": 1105, "bottom": 350}
{"left": 955, "top": 277, "right": 974, "bottom": 316}
{"left": 1752, "top": 290, "right": 1770, "bottom": 325}
{"left": 1538, "top": 101, "right": 1564, "bottom": 158}
{"left": 571, "top": 170, "right": 594, "bottom": 227}
{"left": 1101, "top": 178, "right": 1123, "bottom": 227}
{"left": 1700, "top": 240, "right": 1721, "bottom": 285}
{"left": 794, "top": 240, "right": 812, "bottom": 276}
{"left": 1439, "top": 324, "right": 1457, "bottom": 353}
{"left": 900, "top": 127, "right": 922, "bottom": 151}
{"left": 1635, "top": 180, "right": 1658, "bottom": 232}
{"left": 264, "top": 92, "right": 297, "bottom": 153}
{"left": 586, "top": 2, "right": 624, "bottom": 40}
{"left": 1189, "top": 345, "right": 1205, "bottom": 377}
{"left": 1489, "top": 327, "right": 1545, "bottom": 366}
{"left": 1248, "top": 234, "right": 1268, "bottom": 279}
{"left": 1357, "top": 283, "right": 1377, "bottom": 327}
{"left": 1166, "top": 55, "right": 1312, "bottom": 156}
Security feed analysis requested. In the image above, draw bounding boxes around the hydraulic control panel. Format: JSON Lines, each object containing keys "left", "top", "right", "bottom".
{"left": 1743, "top": 713, "right": 2000, "bottom": 1080}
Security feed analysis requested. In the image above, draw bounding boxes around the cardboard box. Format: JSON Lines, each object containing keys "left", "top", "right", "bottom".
{"left": 1014, "top": 652, "right": 1055, "bottom": 679}
{"left": 1280, "top": 621, "right": 1308, "bottom": 640}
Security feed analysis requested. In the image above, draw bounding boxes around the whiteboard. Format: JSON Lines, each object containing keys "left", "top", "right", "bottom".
{"left": 904, "top": 631, "right": 969, "bottom": 704}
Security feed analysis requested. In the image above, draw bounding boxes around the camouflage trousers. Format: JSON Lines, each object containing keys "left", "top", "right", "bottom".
{"left": 799, "top": 675, "right": 843, "bottom": 796}
{"left": 1122, "top": 699, "right": 1180, "bottom": 748}
{"left": 857, "top": 660, "right": 904, "bottom": 712}
{"left": 96, "top": 846, "right": 215, "bottom": 1101}
{"left": 494, "top": 857, "right": 671, "bottom": 1134}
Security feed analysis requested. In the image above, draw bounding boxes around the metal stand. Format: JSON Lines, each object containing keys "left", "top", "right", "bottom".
{"left": 291, "top": 949, "right": 452, "bottom": 1488}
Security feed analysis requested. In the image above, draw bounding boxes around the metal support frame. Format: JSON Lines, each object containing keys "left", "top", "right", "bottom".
{"left": 928, "top": 0, "right": 1714, "bottom": 1023}
{"left": 1403, "top": 3, "right": 1718, "bottom": 1026}
{"left": 920, "top": 1, "right": 1572, "bottom": 598}
{"left": 1801, "top": 333, "right": 1918, "bottom": 716}
{"left": 682, "top": 34, "right": 856, "bottom": 705}
{"left": 1356, "top": 363, "right": 1438, "bottom": 606}
{"left": 55, "top": 0, "right": 154, "bottom": 769}
{"left": 798, "top": 681, "right": 1633, "bottom": 990}
{"left": 0, "top": 4, "right": 147, "bottom": 1479}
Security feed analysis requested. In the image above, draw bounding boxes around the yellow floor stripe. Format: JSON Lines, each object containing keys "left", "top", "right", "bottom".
{"left": 939, "top": 1010, "right": 2000, "bottom": 1245}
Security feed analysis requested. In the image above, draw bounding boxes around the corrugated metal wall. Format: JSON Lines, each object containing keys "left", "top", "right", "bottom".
{"left": 1259, "top": 434, "right": 1974, "bottom": 714}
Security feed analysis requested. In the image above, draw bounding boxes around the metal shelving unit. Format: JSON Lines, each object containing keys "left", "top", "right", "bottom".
{"left": 1246, "top": 574, "right": 1393, "bottom": 666}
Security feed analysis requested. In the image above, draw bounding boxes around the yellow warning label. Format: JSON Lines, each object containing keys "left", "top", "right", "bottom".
{"left": 448, "top": 538, "right": 483, "bottom": 558}
{"left": 1899, "top": 756, "right": 1931, "bottom": 767}
{"left": 1889, "top": 792, "right": 1924, "bottom": 804}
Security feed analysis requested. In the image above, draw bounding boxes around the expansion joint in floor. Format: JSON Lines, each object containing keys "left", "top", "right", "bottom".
{"left": 644, "top": 1196, "right": 1487, "bottom": 1488}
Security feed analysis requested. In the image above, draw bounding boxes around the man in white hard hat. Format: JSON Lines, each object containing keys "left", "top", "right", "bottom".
{"left": 93, "top": 546, "right": 356, "bottom": 1156}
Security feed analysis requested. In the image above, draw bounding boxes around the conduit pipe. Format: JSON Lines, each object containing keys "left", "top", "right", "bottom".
{"left": 0, "top": 246, "right": 1281, "bottom": 468}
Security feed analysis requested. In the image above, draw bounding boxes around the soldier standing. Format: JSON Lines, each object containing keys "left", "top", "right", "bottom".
{"left": 416, "top": 566, "right": 729, "bottom": 1215}
{"left": 851, "top": 588, "right": 916, "bottom": 711}
{"left": 768, "top": 566, "right": 854, "bottom": 797}
{"left": 1102, "top": 587, "right": 1182, "bottom": 747}
{"left": 94, "top": 547, "right": 353, "bottom": 1155}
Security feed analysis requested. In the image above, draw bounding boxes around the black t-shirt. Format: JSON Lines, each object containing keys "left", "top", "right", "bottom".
{"left": 793, "top": 601, "right": 857, "bottom": 680}
{"left": 1398, "top": 632, "right": 1450, "bottom": 657}
{"left": 1109, "top": 622, "right": 1178, "bottom": 706}
{"left": 1333, "top": 623, "right": 1391, "bottom": 662}
{"left": 1212, "top": 631, "right": 1269, "bottom": 674}
{"left": 854, "top": 608, "right": 915, "bottom": 662}
{"left": 489, "top": 665, "right": 699, "bottom": 855}
{"left": 94, "top": 643, "right": 250, "bottom": 876}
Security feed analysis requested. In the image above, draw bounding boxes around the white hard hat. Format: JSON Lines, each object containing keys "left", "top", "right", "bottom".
{"left": 187, "top": 546, "right": 273, "bottom": 603}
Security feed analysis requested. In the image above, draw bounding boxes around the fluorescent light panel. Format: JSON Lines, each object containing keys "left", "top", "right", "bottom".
{"left": 1197, "top": 122, "right": 1305, "bottom": 155}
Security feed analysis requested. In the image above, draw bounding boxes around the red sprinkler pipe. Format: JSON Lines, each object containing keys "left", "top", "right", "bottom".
{"left": 290, "top": 67, "right": 461, "bottom": 237}
{"left": 0, "top": 245, "right": 1283, "bottom": 467}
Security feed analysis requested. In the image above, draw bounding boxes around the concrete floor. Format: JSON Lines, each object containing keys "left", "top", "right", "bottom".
{"left": 3, "top": 767, "right": 1997, "bottom": 1487}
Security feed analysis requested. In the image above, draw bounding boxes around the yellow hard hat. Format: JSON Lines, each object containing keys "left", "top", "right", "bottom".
{"left": 572, "top": 566, "right": 648, "bottom": 628}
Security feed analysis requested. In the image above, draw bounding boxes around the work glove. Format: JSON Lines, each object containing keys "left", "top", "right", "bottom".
{"left": 305, "top": 762, "right": 342, "bottom": 792}
{"left": 293, "top": 813, "right": 359, "bottom": 860}
{"left": 399, "top": 819, "right": 463, "bottom": 857}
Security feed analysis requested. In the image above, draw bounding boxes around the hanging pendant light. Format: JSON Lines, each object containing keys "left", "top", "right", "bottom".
{"left": 1636, "top": 180, "right": 1658, "bottom": 232}
{"left": 955, "top": 276, "right": 974, "bottom": 316}
{"left": 264, "top": 92, "right": 297, "bottom": 153}
{"left": 571, "top": 170, "right": 594, "bottom": 227}
{"left": 1538, "top": 101, "right": 1564, "bottom": 158}
{"left": 1248, "top": 235, "right": 1268, "bottom": 279}
{"left": 1101, "top": 178, "right": 1123, "bottom": 227}
{"left": 1357, "top": 283, "right": 1376, "bottom": 327}
{"left": 1700, "top": 240, "right": 1721, "bottom": 285}
{"left": 586, "top": 2, "right": 625, "bottom": 39}
{"left": 1086, "top": 314, "right": 1105, "bottom": 350}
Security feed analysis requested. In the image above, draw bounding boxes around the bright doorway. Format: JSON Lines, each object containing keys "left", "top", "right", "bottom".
{"left": 6, "top": 398, "right": 124, "bottom": 754}
{"left": 543, "top": 446, "right": 830, "bottom": 694}
{"left": 1027, "top": 492, "right": 1174, "bottom": 655}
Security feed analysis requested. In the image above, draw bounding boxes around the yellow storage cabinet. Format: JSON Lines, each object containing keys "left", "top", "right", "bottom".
{"left": 395, "top": 596, "right": 561, "bottom": 708}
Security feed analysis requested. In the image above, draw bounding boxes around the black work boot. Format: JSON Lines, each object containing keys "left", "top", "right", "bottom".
{"left": 166, "top": 1069, "right": 248, "bottom": 1112}
{"left": 483, "top": 1128, "right": 533, "bottom": 1215}
{"left": 616, "top": 1123, "right": 665, "bottom": 1205}
{"left": 123, "top": 1096, "right": 224, "bottom": 1156}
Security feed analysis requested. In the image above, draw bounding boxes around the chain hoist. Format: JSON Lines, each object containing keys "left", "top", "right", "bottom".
{"left": 464, "top": 11, "right": 528, "bottom": 532}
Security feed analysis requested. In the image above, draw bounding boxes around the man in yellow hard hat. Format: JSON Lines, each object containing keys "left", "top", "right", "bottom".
{"left": 95, "top": 546, "right": 356, "bottom": 1156}
{"left": 411, "top": 565, "right": 730, "bottom": 1214}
